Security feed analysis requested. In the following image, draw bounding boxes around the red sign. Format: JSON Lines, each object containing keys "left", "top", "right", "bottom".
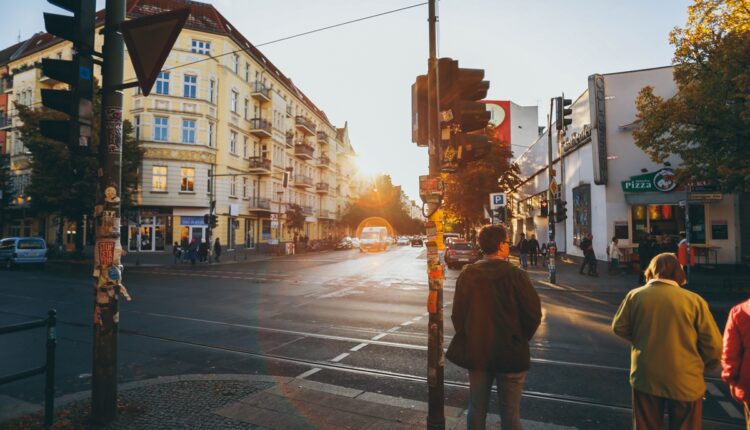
{"left": 97, "top": 241, "right": 115, "bottom": 266}
{"left": 483, "top": 100, "right": 511, "bottom": 144}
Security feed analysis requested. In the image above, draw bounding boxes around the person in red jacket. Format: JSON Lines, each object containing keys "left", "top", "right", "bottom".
{"left": 722, "top": 298, "right": 750, "bottom": 428}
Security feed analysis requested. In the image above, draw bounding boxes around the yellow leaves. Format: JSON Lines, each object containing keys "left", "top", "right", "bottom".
{"left": 672, "top": 0, "right": 750, "bottom": 63}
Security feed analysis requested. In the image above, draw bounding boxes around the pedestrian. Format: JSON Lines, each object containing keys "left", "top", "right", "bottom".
{"left": 172, "top": 241, "right": 182, "bottom": 264}
{"left": 607, "top": 236, "right": 622, "bottom": 275}
{"left": 447, "top": 225, "right": 542, "bottom": 430}
{"left": 579, "top": 233, "right": 597, "bottom": 276}
{"left": 198, "top": 240, "right": 208, "bottom": 262}
{"left": 214, "top": 237, "right": 222, "bottom": 262}
{"left": 612, "top": 253, "right": 722, "bottom": 430}
{"left": 187, "top": 237, "right": 198, "bottom": 265}
{"left": 661, "top": 234, "right": 678, "bottom": 254}
{"left": 722, "top": 297, "right": 750, "bottom": 429}
{"left": 677, "top": 232, "right": 695, "bottom": 273}
{"left": 516, "top": 233, "right": 529, "bottom": 270}
{"left": 540, "top": 243, "right": 548, "bottom": 267}
{"left": 638, "top": 235, "right": 657, "bottom": 284}
{"left": 528, "top": 234, "right": 540, "bottom": 267}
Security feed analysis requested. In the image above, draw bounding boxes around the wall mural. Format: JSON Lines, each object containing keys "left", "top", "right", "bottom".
{"left": 572, "top": 184, "right": 591, "bottom": 247}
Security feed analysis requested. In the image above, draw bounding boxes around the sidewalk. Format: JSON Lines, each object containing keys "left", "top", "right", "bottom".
{"left": 0, "top": 374, "right": 574, "bottom": 430}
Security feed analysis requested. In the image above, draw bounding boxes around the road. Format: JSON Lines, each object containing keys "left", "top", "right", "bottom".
{"left": 0, "top": 246, "right": 743, "bottom": 429}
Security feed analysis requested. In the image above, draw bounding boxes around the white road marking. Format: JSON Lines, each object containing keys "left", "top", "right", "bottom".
{"left": 412, "top": 316, "right": 422, "bottom": 321}
{"left": 350, "top": 342, "right": 369, "bottom": 352}
{"left": 400, "top": 321, "right": 413, "bottom": 326}
{"left": 718, "top": 400, "right": 743, "bottom": 419}
{"left": 330, "top": 353, "right": 349, "bottom": 362}
{"left": 317, "top": 286, "right": 359, "bottom": 299}
{"left": 295, "top": 368, "right": 321, "bottom": 380}
{"left": 705, "top": 382, "right": 722, "bottom": 397}
{"left": 387, "top": 327, "right": 401, "bottom": 332}
{"left": 371, "top": 333, "right": 388, "bottom": 340}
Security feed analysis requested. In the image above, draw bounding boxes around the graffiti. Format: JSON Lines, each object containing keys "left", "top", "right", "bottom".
{"left": 105, "top": 107, "right": 122, "bottom": 154}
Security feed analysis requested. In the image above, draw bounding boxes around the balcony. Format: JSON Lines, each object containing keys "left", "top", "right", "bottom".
{"left": 318, "top": 209, "right": 336, "bottom": 220}
{"left": 294, "top": 142, "right": 315, "bottom": 160}
{"left": 295, "top": 116, "right": 316, "bottom": 136}
{"left": 293, "top": 174, "right": 313, "bottom": 189}
{"left": 251, "top": 81, "right": 271, "bottom": 102}
{"left": 316, "top": 131, "right": 329, "bottom": 145}
{"left": 249, "top": 118, "right": 272, "bottom": 138}
{"left": 317, "top": 154, "right": 333, "bottom": 170}
{"left": 315, "top": 182, "right": 330, "bottom": 194}
{"left": 0, "top": 115, "right": 11, "bottom": 131}
{"left": 285, "top": 133, "right": 294, "bottom": 147}
{"left": 301, "top": 205, "right": 314, "bottom": 216}
{"left": 248, "top": 156, "right": 272, "bottom": 174}
{"left": 248, "top": 197, "right": 272, "bottom": 212}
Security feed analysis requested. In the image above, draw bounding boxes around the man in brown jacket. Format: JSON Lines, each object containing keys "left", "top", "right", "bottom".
{"left": 447, "top": 225, "right": 542, "bottom": 430}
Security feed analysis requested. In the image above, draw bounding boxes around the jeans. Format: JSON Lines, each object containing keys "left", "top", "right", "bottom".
{"left": 529, "top": 252, "right": 537, "bottom": 266}
{"left": 468, "top": 370, "right": 526, "bottom": 430}
{"left": 519, "top": 254, "right": 528, "bottom": 269}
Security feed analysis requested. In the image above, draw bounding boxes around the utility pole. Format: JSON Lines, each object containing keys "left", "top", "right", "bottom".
{"left": 92, "top": 0, "right": 127, "bottom": 424}
{"left": 425, "top": 1, "right": 445, "bottom": 429}
{"left": 546, "top": 103, "right": 556, "bottom": 284}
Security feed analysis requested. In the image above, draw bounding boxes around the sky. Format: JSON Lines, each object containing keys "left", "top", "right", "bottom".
{"left": 1, "top": 0, "right": 692, "bottom": 201}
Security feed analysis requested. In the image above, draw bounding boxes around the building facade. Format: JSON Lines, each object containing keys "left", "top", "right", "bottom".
{"left": 510, "top": 66, "right": 747, "bottom": 265}
{"left": 0, "top": 0, "right": 359, "bottom": 252}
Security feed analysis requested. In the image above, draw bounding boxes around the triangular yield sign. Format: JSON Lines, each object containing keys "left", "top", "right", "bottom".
{"left": 121, "top": 7, "right": 190, "bottom": 97}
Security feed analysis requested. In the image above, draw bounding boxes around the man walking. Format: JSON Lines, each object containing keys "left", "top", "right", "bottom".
{"left": 579, "top": 233, "right": 598, "bottom": 276}
{"left": 447, "top": 225, "right": 542, "bottom": 430}
{"left": 213, "top": 237, "right": 222, "bottom": 262}
{"left": 516, "top": 233, "right": 529, "bottom": 270}
{"left": 528, "top": 234, "right": 540, "bottom": 267}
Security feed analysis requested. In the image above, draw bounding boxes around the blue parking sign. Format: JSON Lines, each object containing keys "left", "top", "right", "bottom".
{"left": 490, "top": 193, "right": 506, "bottom": 208}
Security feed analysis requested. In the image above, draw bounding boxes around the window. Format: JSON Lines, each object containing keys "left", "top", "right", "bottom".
{"left": 230, "top": 175, "right": 237, "bottom": 196}
{"left": 231, "top": 54, "right": 239, "bottom": 73}
{"left": 243, "top": 98, "right": 249, "bottom": 120}
{"left": 207, "top": 168, "right": 212, "bottom": 193}
{"left": 242, "top": 177, "right": 248, "bottom": 198}
{"left": 191, "top": 39, "right": 211, "bottom": 55}
{"left": 152, "top": 166, "right": 167, "bottom": 191}
{"left": 208, "top": 79, "right": 215, "bottom": 103}
{"left": 230, "top": 90, "right": 238, "bottom": 112}
{"left": 208, "top": 122, "right": 214, "bottom": 147}
{"left": 244, "top": 63, "right": 250, "bottom": 82}
{"left": 155, "top": 72, "right": 169, "bottom": 95}
{"left": 243, "top": 136, "right": 248, "bottom": 158}
{"left": 134, "top": 115, "right": 141, "bottom": 140}
{"left": 180, "top": 167, "right": 195, "bottom": 192}
{"left": 181, "top": 119, "right": 196, "bottom": 144}
{"left": 183, "top": 74, "right": 197, "bottom": 98}
{"left": 229, "top": 131, "right": 237, "bottom": 154}
{"left": 154, "top": 116, "right": 168, "bottom": 141}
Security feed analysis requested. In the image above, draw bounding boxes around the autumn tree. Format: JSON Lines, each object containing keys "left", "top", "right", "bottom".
{"left": 285, "top": 203, "right": 306, "bottom": 234}
{"left": 443, "top": 124, "right": 519, "bottom": 232}
{"left": 633, "top": 0, "right": 750, "bottom": 192}
{"left": 340, "top": 175, "right": 423, "bottom": 235}
{"left": 16, "top": 82, "right": 144, "bottom": 253}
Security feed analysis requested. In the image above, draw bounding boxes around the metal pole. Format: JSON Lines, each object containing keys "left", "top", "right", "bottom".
{"left": 426, "top": 1, "right": 445, "bottom": 429}
{"left": 44, "top": 309, "right": 57, "bottom": 428}
{"left": 208, "top": 164, "right": 215, "bottom": 264}
{"left": 92, "top": 0, "right": 125, "bottom": 424}
{"left": 547, "top": 102, "right": 556, "bottom": 284}
{"left": 685, "top": 187, "right": 691, "bottom": 283}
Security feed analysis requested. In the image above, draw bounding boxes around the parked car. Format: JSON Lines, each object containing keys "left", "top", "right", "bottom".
{"left": 443, "top": 233, "right": 461, "bottom": 247}
{"left": 350, "top": 237, "right": 360, "bottom": 248}
{"left": 335, "top": 238, "right": 353, "bottom": 250}
{"left": 411, "top": 238, "right": 424, "bottom": 247}
{"left": 397, "top": 237, "right": 410, "bottom": 246}
{"left": 0, "top": 237, "right": 48, "bottom": 269}
{"left": 444, "top": 241, "right": 481, "bottom": 269}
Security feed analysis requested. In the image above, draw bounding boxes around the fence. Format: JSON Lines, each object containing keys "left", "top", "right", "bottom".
{"left": 0, "top": 310, "right": 57, "bottom": 427}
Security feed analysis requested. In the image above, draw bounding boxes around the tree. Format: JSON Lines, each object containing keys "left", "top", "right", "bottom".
{"left": 443, "top": 124, "right": 519, "bottom": 232}
{"left": 285, "top": 203, "right": 306, "bottom": 234}
{"left": 0, "top": 154, "right": 12, "bottom": 233}
{"left": 633, "top": 0, "right": 750, "bottom": 192}
{"left": 15, "top": 82, "right": 144, "bottom": 253}
{"left": 340, "top": 175, "right": 423, "bottom": 235}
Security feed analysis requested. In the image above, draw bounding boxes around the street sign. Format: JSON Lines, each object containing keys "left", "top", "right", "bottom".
{"left": 550, "top": 179, "right": 558, "bottom": 195}
{"left": 489, "top": 192, "right": 506, "bottom": 209}
{"left": 120, "top": 7, "right": 190, "bottom": 96}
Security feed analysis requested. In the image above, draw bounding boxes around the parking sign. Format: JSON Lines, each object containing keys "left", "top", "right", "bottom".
{"left": 490, "top": 193, "right": 506, "bottom": 208}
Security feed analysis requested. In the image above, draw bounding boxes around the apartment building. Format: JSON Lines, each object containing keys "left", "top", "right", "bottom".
{"left": 0, "top": 0, "right": 359, "bottom": 252}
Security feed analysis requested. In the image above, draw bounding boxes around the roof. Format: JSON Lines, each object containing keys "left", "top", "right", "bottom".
{"left": 1, "top": 0, "right": 335, "bottom": 128}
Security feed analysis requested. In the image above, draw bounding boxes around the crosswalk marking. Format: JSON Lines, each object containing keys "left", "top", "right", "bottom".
{"left": 718, "top": 400, "right": 744, "bottom": 419}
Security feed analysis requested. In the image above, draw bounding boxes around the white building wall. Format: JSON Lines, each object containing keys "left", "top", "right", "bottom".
{"left": 509, "top": 103, "right": 539, "bottom": 148}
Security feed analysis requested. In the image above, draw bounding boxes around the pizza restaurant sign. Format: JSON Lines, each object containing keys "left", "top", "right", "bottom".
{"left": 621, "top": 169, "right": 677, "bottom": 193}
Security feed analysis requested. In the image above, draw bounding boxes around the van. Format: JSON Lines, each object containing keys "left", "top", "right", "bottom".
{"left": 0, "top": 237, "right": 48, "bottom": 269}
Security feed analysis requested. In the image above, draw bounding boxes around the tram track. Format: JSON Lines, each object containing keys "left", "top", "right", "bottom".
{"left": 0, "top": 309, "right": 739, "bottom": 426}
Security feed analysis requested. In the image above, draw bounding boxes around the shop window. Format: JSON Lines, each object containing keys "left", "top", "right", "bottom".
{"left": 631, "top": 205, "right": 648, "bottom": 244}
{"left": 262, "top": 219, "right": 272, "bottom": 241}
{"left": 688, "top": 204, "right": 706, "bottom": 244}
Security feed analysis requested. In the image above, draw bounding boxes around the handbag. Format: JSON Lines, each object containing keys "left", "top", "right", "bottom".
{"left": 446, "top": 329, "right": 471, "bottom": 369}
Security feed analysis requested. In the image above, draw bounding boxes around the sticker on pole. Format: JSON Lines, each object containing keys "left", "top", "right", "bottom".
{"left": 489, "top": 192, "right": 506, "bottom": 209}
{"left": 96, "top": 240, "right": 116, "bottom": 266}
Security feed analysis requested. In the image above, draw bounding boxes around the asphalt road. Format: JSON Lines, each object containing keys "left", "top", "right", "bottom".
{"left": 0, "top": 246, "right": 743, "bottom": 429}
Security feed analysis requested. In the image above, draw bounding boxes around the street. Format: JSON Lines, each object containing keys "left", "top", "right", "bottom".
{"left": 0, "top": 247, "right": 743, "bottom": 429}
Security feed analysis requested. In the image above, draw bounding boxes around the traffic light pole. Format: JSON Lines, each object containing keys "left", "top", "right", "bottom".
{"left": 425, "top": 1, "right": 445, "bottom": 429}
{"left": 547, "top": 100, "right": 556, "bottom": 284}
{"left": 92, "top": 0, "right": 126, "bottom": 425}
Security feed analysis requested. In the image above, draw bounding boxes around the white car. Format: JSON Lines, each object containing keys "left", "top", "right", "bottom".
{"left": 397, "top": 237, "right": 410, "bottom": 246}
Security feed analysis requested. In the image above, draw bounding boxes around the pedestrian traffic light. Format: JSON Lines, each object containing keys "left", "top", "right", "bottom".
{"left": 555, "top": 96, "right": 572, "bottom": 131}
{"left": 39, "top": 0, "right": 95, "bottom": 149}
{"left": 411, "top": 74, "right": 428, "bottom": 147}
{"left": 540, "top": 200, "right": 548, "bottom": 217}
{"left": 209, "top": 215, "right": 218, "bottom": 229}
{"left": 438, "top": 58, "right": 491, "bottom": 171}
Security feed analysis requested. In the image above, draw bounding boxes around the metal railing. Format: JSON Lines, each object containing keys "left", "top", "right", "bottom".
{"left": 0, "top": 310, "right": 57, "bottom": 427}
{"left": 295, "top": 116, "right": 316, "bottom": 133}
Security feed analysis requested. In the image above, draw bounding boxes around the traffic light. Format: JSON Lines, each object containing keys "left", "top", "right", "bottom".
{"left": 554, "top": 199, "right": 568, "bottom": 223}
{"left": 209, "top": 215, "right": 218, "bottom": 229}
{"left": 411, "top": 74, "right": 428, "bottom": 147}
{"left": 555, "top": 96, "right": 572, "bottom": 131}
{"left": 203, "top": 214, "right": 209, "bottom": 225}
{"left": 438, "top": 58, "right": 491, "bottom": 171}
{"left": 540, "top": 200, "right": 548, "bottom": 217}
{"left": 39, "top": 0, "right": 95, "bottom": 149}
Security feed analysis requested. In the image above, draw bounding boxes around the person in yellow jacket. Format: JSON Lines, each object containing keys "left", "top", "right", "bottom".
{"left": 612, "top": 252, "right": 722, "bottom": 429}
